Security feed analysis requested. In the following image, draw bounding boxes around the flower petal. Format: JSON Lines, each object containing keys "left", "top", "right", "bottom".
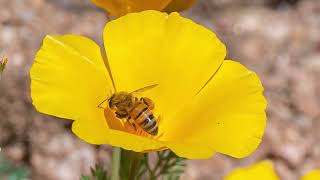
{"left": 91, "top": 0, "right": 172, "bottom": 17}
{"left": 104, "top": 10, "right": 226, "bottom": 129}
{"left": 71, "top": 113, "right": 213, "bottom": 158}
{"left": 164, "top": 0, "right": 197, "bottom": 12}
{"left": 223, "top": 161, "right": 280, "bottom": 180}
{"left": 161, "top": 60, "right": 267, "bottom": 158}
{"left": 71, "top": 115, "right": 166, "bottom": 152}
{"left": 302, "top": 170, "right": 320, "bottom": 180}
{"left": 30, "top": 35, "right": 114, "bottom": 122}
{"left": 166, "top": 142, "right": 214, "bottom": 159}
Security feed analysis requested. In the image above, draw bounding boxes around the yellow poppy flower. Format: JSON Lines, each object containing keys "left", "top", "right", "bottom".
{"left": 30, "top": 10, "right": 267, "bottom": 159}
{"left": 302, "top": 170, "right": 320, "bottom": 180}
{"left": 224, "top": 161, "right": 280, "bottom": 180}
{"left": 91, "top": 0, "right": 196, "bottom": 17}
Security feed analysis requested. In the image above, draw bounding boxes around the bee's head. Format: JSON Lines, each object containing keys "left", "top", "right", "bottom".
{"left": 109, "top": 92, "right": 135, "bottom": 112}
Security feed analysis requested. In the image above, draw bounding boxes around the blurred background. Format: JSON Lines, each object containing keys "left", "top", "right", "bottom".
{"left": 0, "top": 0, "right": 320, "bottom": 179}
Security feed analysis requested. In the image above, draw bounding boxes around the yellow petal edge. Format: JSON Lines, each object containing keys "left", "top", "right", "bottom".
{"left": 91, "top": 0, "right": 196, "bottom": 17}
{"left": 91, "top": 0, "right": 172, "bottom": 16}
{"left": 302, "top": 170, "right": 320, "bottom": 180}
{"left": 164, "top": 0, "right": 197, "bottom": 12}
{"left": 224, "top": 161, "right": 280, "bottom": 180}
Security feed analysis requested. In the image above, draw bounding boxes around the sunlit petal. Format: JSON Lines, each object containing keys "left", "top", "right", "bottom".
{"left": 162, "top": 60, "right": 267, "bottom": 158}
{"left": 104, "top": 10, "right": 226, "bottom": 135}
{"left": 30, "top": 35, "right": 114, "bottom": 122}
{"left": 72, "top": 117, "right": 166, "bottom": 152}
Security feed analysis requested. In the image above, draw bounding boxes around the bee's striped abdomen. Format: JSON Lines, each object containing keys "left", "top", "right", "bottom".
{"left": 131, "top": 103, "right": 158, "bottom": 135}
{"left": 139, "top": 113, "right": 158, "bottom": 135}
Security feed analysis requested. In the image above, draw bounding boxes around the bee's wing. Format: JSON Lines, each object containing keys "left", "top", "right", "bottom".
{"left": 98, "top": 84, "right": 158, "bottom": 108}
{"left": 130, "top": 84, "right": 159, "bottom": 95}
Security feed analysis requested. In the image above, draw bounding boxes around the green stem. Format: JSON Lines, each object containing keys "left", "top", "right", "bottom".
{"left": 128, "top": 155, "right": 140, "bottom": 180}
{"left": 120, "top": 150, "right": 143, "bottom": 180}
{"left": 111, "top": 147, "right": 121, "bottom": 180}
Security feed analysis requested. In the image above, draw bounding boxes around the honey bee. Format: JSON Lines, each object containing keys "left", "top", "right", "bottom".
{"left": 99, "top": 84, "right": 159, "bottom": 136}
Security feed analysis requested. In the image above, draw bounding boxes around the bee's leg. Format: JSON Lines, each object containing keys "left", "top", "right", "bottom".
{"left": 137, "top": 127, "right": 147, "bottom": 136}
{"left": 127, "top": 117, "right": 137, "bottom": 131}
{"left": 156, "top": 115, "right": 161, "bottom": 124}
{"left": 141, "top": 97, "right": 155, "bottom": 110}
{"left": 154, "top": 132, "right": 164, "bottom": 140}
{"left": 115, "top": 111, "right": 129, "bottom": 119}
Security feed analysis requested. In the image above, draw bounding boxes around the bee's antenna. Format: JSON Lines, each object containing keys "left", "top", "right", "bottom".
{"left": 97, "top": 96, "right": 112, "bottom": 109}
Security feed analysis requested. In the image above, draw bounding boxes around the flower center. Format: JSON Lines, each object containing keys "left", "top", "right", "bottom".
{"left": 104, "top": 94, "right": 162, "bottom": 139}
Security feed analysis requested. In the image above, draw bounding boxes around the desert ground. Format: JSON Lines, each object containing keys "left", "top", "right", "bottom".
{"left": 1, "top": 0, "right": 320, "bottom": 179}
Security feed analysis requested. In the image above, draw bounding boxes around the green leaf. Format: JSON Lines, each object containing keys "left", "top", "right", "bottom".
{"left": 92, "top": 165, "right": 108, "bottom": 180}
{"left": 0, "top": 153, "right": 29, "bottom": 180}
{"left": 81, "top": 164, "right": 110, "bottom": 180}
{"left": 137, "top": 150, "right": 186, "bottom": 180}
{"left": 7, "top": 166, "right": 29, "bottom": 180}
{"left": 80, "top": 175, "right": 91, "bottom": 180}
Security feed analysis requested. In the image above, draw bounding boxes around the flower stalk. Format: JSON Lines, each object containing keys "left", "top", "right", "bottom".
{"left": 120, "top": 149, "right": 143, "bottom": 180}
{"left": 111, "top": 148, "right": 144, "bottom": 180}
{"left": 111, "top": 147, "right": 121, "bottom": 180}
